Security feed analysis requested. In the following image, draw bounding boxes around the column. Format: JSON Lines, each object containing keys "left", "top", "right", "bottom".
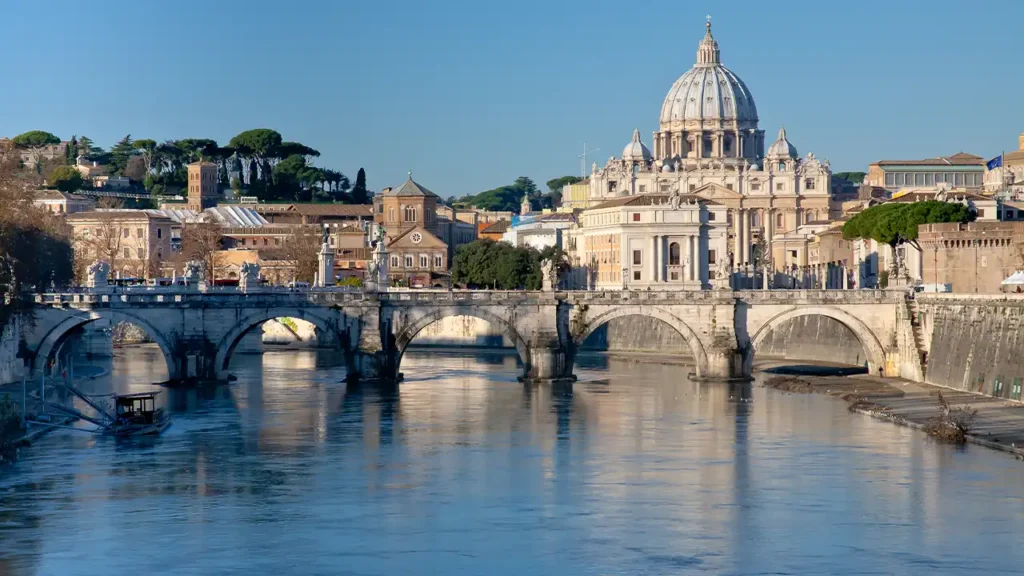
{"left": 765, "top": 208, "right": 774, "bottom": 268}
{"left": 732, "top": 209, "right": 742, "bottom": 266}
{"left": 742, "top": 209, "right": 752, "bottom": 265}
{"left": 650, "top": 235, "right": 658, "bottom": 284}
{"left": 688, "top": 235, "right": 696, "bottom": 282}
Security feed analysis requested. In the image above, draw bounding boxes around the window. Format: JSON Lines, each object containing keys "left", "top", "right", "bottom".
{"left": 709, "top": 249, "right": 717, "bottom": 264}
{"left": 633, "top": 250, "right": 642, "bottom": 266}
{"left": 390, "top": 255, "right": 399, "bottom": 267}
{"left": 915, "top": 173, "right": 924, "bottom": 186}
{"left": 1007, "top": 210, "right": 1016, "bottom": 220}
{"left": 669, "top": 242, "right": 680, "bottom": 265}
{"left": 885, "top": 173, "right": 895, "bottom": 186}
{"left": 805, "top": 179, "right": 815, "bottom": 190}
{"left": 434, "top": 255, "right": 442, "bottom": 267}
{"left": 726, "top": 183, "right": 733, "bottom": 191}
{"left": 275, "top": 238, "right": 281, "bottom": 246}
{"left": 633, "top": 270, "right": 641, "bottom": 280}
{"left": 752, "top": 182, "right": 761, "bottom": 191}
{"left": 136, "top": 228, "right": 144, "bottom": 238}
{"left": 404, "top": 205, "right": 417, "bottom": 222}
{"left": 404, "top": 255, "right": 413, "bottom": 267}
{"left": 708, "top": 211, "right": 716, "bottom": 221}
{"left": 122, "top": 228, "right": 129, "bottom": 238}
{"left": 895, "top": 173, "right": 904, "bottom": 186}
{"left": 776, "top": 183, "right": 784, "bottom": 191}
{"left": 632, "top": 213, "right": 640, "bottom": 222}
{"left": 702, "top": 137, "right": 712, "bottom": 157}
{"left": 638, "top": 185, "right": 646, "bottom": 193}
{"left": 670, "top": 272, "right": 679, "bottom": 280}
{"left": 777, "top": 161, "right": 786, "bottom": 172}
{"left": 955, "top": 173, "right": 964, "bottom": 187}
{"left": 977, "top": 209, "right": 986, "bottom": 218}
{"left": 123, "top": 247, "right": 131, "bottom": 258}
{"left": 993, "top": 376, "right": 1004, "bottom": 397}
{"left": 1013, "top": 378, "right": 1023, "bottom": 401}
{"left": 925, "top": 173, "right": 934, "bottom": 186}
{"left": 157, "top": 228, "right": 162, "bottom": 239}
{"left": 790, "top": 250, "right": 798, "bottom": 258}
{"left": 689, "top": 184, "right": 696, "bottom": 192}
{"left": 806, "top": 212, "right": 813, "bottom": 223}
{"left": 419, "top": 255, "right": 427, "bottom": 268}
{"left": 724, "top": 138, "right": 732, "bottom": 153}
{"left": 377, "top": 203, "right": 384, "bottom": 214}
{"left": 389, "top": 208, "right": 395, "bottom": 222}
{"left": 137, "top": 248, "right": 145, "bottom": 259}
{"left": 777, "top": 213, "right": 784, "bottom": 228}
{"left": 264, "top": 239, "right": 269, "bottom": 246}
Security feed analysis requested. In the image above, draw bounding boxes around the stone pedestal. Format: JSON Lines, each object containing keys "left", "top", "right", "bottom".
{"left": 521, "top": 330, "right": 574, "bottom": 384}
{"left": 317, "top": 243, "right": 335, "bottom": 288}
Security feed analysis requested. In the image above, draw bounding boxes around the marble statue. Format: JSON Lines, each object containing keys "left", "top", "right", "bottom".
{"left": 86, "top": 260, "right": 110, "bottom": 287}
{"left": 240, "top": 261, "right": 261, "bottom": 281}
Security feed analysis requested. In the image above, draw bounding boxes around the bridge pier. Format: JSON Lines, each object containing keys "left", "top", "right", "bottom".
{"left": 521, "top": 331, "right": 575, "bottom": 384}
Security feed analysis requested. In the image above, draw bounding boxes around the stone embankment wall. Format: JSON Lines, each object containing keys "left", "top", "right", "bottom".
{"left": 755, "top": 315, "right": 868, "bottom": 367}
{"left": 0, "top": 317, "right": 25, "bottom": 385}
{"left": 919, "top": 295, "right": 1024, "bottom": 399}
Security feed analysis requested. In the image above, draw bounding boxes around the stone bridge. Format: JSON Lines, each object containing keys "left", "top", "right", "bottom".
{"left": 20, "top": 288, "right": 917, "bottom": 385}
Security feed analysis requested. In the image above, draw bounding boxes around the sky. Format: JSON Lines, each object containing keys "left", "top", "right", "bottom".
{"left": 1, "top": 0, "right": 1021, "bottom": 198}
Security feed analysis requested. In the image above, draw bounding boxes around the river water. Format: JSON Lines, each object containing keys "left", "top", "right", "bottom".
{"left": 2, "top": 346, "right": 1024, "bottom": 575}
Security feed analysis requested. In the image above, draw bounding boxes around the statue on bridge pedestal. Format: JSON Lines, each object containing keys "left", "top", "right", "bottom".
{"left": 714, "top": 256, "right": 731, "bottom": 290}
{"left": 365, "top": 224, "right": 389, "bottom": 292}
{"left": 183, "top": 261, "right": 204, "bottom": 285}
{"left": 86, "top": 260, "right": 111, "bottom": 292}
{"left": 240, "top": 261, "right": 261, "bottom": 293}
{"left": 541, "top": 259, "right": 556, "bottom": 291}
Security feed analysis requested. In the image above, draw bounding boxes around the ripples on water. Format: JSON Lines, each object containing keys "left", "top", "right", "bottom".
{"left": 2, "top": 346, "right": 1024, "bottom": 575}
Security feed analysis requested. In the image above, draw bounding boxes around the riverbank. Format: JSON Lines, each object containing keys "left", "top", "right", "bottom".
{"left": 762, "top": 369, "right": 1024, "bottom": 458}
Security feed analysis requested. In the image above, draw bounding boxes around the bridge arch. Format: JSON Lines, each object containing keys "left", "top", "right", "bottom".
{"left": 214, "top": 307, "right": 345, "bottom": 377}
{"left": 393, "top": 306, "right": 531, "bottom": 377}
{"left": 33, "top": 310, "right": 179, "bottom": 381}
{"left": 749, "top": 306, "right": 886, "bottom": 373}
{"left": 572, "top": 306, "right": 709, "bottom": 377}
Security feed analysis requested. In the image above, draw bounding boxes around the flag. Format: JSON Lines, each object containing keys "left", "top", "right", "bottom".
{"left": 987, "top": 155, "right": 1004, "bottom": 170}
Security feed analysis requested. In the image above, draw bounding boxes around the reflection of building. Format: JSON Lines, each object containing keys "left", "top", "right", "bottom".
{"left": 33, "top": 189, "right": 94, "bottom": 214}
{"left": 919, "top": 221, "right": 1024, "bottom": 293}
{"left": 577, "top": 21, "right": 833, "bottom": 269}
{"left": 67, "top": 210, "right": 175, "bottom": 279}
{"left": 866, "top": 152, "right": 985, "bottom": 193}
{"left": 568, "top": 194, "right": 728, "bottom": 290}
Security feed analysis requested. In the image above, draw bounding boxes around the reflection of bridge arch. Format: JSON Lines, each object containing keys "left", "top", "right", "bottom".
{"left": 214, "top": 308, "right": 343, "bottom": 376}
{"left": 573, "top": 306, "right": 709, "bottom": 377}
{"left": 749, "top": 306, "right": 886, "bottom": 373}
{"left": 394, "top": 307, "right": 530, "bottom": 377}
{"left": 34, "top": 310, "right": 178, "bottom": 380}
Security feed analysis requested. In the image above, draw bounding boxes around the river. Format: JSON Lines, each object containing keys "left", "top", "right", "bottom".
{"left": 1, "top": 345, "right": 1024, "bottom": 575}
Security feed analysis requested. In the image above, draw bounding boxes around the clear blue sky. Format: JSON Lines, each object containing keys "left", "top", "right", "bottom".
{"left": 1, "top": 0, "right": 1020, "bottom": 197}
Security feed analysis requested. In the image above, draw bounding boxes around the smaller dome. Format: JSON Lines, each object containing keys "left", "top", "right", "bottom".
{"left": 661, "top": 162, "right": 674, "bottom": 173}
{"left": 767, "top": 127, "right": 797, "bottom": 158}
{"left": 622, "top": 129, "right": 652, "bottom": 162}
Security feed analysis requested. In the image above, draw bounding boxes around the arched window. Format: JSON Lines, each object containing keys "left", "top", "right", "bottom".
{"left": 776, "top": 213, "right": 784, "bottom": 228}
{"left": 805, "top": 211, "right": 814, "bottom": 223}
{"left": 669, "top": 242, "right": 681, "bottom": 265}
{"left": 388, "top": 207, "right": 395, "bottom": 222}
{"left": 777, "top": 161, "right": 786, "bottom": 172}
{"left": 752, "top": 212, "right": 761, "bottom": 227}
{"left": 404, "top": 205, "right": 416, "bottom": 222}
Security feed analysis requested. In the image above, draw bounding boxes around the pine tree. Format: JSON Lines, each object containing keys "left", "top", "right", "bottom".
{"left": 351, "top": 167, "right": 369, "bottom": 204}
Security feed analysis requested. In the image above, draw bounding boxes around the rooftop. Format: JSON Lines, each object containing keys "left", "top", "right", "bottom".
{"left": 589, "top": 194, "right": 719, "bottom": 210}
{"left": 383, "top": 174, "right": 439, "bottom": 198}
{"left": 480, "top": 220, "right": 510, "bottom": 235}
{"left": 874, "top": 152, "right": 984, "bottom": 168}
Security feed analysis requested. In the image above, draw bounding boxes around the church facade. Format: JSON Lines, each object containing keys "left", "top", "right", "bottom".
{"left": 574, "top": 20, "right": 835, "bottom": 275}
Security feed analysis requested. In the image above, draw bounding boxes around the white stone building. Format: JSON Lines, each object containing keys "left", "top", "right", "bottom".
{"left": 578, "top": 20, "right": 834, "bottom": 269}
{"left": 567, "top": 194, "right": 729, "bottom": 290}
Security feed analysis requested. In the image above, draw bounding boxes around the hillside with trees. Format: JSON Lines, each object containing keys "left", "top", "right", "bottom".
{"left": 455, "top": 175, "right": 581, "bottom": 213}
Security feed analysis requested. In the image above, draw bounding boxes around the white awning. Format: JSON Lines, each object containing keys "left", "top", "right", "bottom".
{"left": 1001, "top": 271, "right": 1024, "bottom": 285}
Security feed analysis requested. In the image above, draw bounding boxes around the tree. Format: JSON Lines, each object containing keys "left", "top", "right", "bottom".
{"left": 277, "top": 141, "right": 320, "bottom": 161}
{"left": 228, "top": 129, "right": 283, "bottom": 185}
{"left": 270, "top": 226, "right": 321, "bottom": 283}
{"left": 271, "top": 154, "right": 310, "bottom": 201}
{"left": 133, "top": 139, "right": 158, "bottom": 175}
{"left": 48, "top": 165, "right": 84, "bottom": 192}
{"left": 834, "top": 171, "right": 867, "bottom": 185}
{"left": 76, "top": 136, "right": 101, "bottom": 161}
{"left": 108, "top": 134, "right": 136, "bottom": 176}
{"left": 351, "top": 167, "right": 369, "bottom": 204}
{"left": 178, "top": 217, "right": 223, "bottom": 282}
{"left": 12, "top": 130, "right": 60, "bottom": 173}
{"left": 0, "top": 139, "right": 74, "bottom": 329}
{"left": 123, "top": 155, "right": 147, "bottom": 181}
{"left": 451, "top": 239, "right": 544, "bottom": 289}
{"left": 175, "top": 139, "right": 218, "bottom": 163}
{"left": 230, "top": 177, "right": 242, "bottom": 199}
{"left": 843, "top": 200, "right": 975, "bottom": 280}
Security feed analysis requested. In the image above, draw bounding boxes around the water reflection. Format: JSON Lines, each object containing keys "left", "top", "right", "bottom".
{"left": 0, "top": 348, "right": 1022, "bottom": 575}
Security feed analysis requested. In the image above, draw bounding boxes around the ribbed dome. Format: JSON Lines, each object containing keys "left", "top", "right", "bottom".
{"left": 659, "top": 21, "right": 758, "bottom": 126}
{"left": 766, "top": 127, "right": 797, "bottom": 158}
{"left": 622, "top": 129, "right": 652, "bottom": 162}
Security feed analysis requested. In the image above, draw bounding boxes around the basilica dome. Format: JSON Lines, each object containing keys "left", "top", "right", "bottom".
{"left": 659, "top": 22, "right": 758, "bottom": 127}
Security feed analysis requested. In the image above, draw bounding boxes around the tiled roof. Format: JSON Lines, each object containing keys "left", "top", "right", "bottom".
{"left": 289, "top": 204, "right": 374, "bottom": 217}
{"left": 480, "top": 220, "right": 509, "bottom": 234}
{"left": 34, "top": 189, "right": 89, "bottom": 201}
{"left": 385, "top": 175, "right": 439, "bottom": 198}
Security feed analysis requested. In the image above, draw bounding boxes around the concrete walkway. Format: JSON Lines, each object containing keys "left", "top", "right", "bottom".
{"left": 765, "top": 371, "right": 1024, "bottom": 458}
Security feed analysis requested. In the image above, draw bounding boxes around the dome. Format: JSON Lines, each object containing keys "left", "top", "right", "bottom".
{"left": 659, "top": 21, "right": 758, "bottom": 126}
{"left": 622, "top": 129, "right": 652, "bottom": 162}
{"left": 766, "top": 127, "right": 797, "bottom": 158}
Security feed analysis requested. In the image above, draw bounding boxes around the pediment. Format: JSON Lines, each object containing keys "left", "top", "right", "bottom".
{"left": 692, "top": 182, "right": 744, "bottom": 201}
{"left": 387, "top": 226, "right": 446, "bottom": 249}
